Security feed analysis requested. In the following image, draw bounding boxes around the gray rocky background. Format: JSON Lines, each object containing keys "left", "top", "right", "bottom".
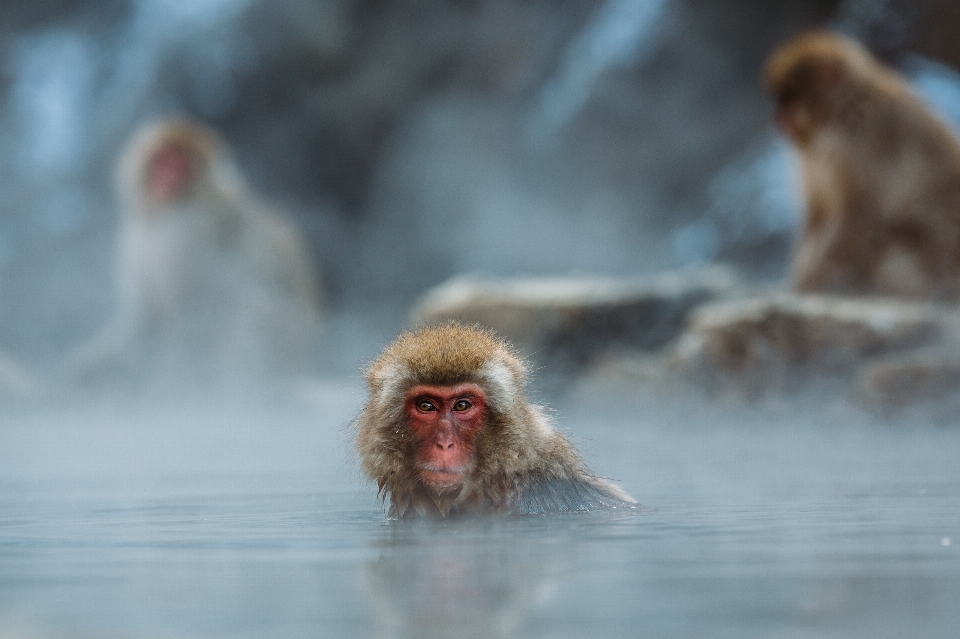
{"left": 2, "top": 0, "right": 960, "bottom": 381}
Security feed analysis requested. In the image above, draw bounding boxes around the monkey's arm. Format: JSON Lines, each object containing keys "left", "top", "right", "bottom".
{"left": 253, "top": 210, "right": 323, "bottom": 312}
{"left": 67, "top": 229, "right": 155, "bottom": 380}
{"left": 67, "top": 267, "right": 150, "bottom": 378}
{"left": 66, "top": 312, "right": 141, "bottom": 381}
{"left": 792, "top": 154, "right": 876, "bottom": 294}
{"left": 792, "top": 221, "right": 842, "bottom": 291}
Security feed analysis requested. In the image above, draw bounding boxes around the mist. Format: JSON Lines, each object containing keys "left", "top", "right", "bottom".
{"left": 3, "top": 0, "right": 960, "bottom": 638}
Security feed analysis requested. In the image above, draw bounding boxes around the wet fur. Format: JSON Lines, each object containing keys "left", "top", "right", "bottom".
{"left": 357, "top": 323, "right": 635, "bottom": 518}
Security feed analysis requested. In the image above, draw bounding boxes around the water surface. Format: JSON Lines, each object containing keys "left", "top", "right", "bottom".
{"left": 1, "top": 386, "right": 958, "bottom": 638}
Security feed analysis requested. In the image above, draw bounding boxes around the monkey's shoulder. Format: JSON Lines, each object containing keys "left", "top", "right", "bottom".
{"left": 505, "top": 472, "right": 636, "bottom": 515}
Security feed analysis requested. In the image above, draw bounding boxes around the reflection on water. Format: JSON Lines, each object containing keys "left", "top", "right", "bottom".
{"left": 1, "top": 387, "right": 959, "bottom": 638}
{"left": 364, "top": 518, "right": 578, "bottom": 639}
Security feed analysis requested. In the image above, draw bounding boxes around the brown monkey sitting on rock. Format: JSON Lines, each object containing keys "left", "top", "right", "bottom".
{"left": 766, "top": 31, "right": 960, "bottom": 299}
{"left": 357, "top": 323, "right": 636, "bottom": 518}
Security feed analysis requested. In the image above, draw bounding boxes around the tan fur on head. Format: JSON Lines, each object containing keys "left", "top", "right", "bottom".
{"left": 762, "top": 31, "right": 916, "bottom": 147}
{"left": 764, "top": 30, "right": 875, "bottom": 93}
{"left": 365, "top": 322, "right": 526, "bottom": 412}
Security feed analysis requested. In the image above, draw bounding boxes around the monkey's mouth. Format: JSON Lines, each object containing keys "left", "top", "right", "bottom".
{"left": 419, "top": 464, "right": 468, "bottom": 489}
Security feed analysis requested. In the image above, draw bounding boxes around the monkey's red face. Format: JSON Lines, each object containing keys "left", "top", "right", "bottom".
{"left": 405, "top": 383, "right": 487, "bottom": 491}
{"left": 147, "top": 144, "right": 196, "bottom": 205}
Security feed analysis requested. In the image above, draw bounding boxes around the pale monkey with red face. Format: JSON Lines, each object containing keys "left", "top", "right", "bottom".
{"left": 72, "top": 119, "right": 323, "bottom": 389}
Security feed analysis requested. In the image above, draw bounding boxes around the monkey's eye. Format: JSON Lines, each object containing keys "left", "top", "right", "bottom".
{"left": 416, "top": 400, "right": 437, "bottom": 412}
{"left": 452, "top": 399, "right": 472, "bottom": 412}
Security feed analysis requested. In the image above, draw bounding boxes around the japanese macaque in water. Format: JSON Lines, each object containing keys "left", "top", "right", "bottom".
{"left": 766, "top": 31, "right": 960, "bottom": 299}
{"left": 357, "top": 323, "right": 636, "bottom": 518}
{"left": 71, "top": 119, "right": 323, "bottom": 392}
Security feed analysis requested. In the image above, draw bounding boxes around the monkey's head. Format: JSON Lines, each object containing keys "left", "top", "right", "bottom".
{"left": 116, "top": 119, "right": 234, "bottom": 214}
{"left": 358, "top": 323, "right": 531, "bottom": 499}
{"left": 764, "top": 31, "right": 879, "bottom": 144}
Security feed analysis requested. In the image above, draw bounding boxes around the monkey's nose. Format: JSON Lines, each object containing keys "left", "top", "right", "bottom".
{"left": 435, "top": 430, "right": 455, "bottom": 450}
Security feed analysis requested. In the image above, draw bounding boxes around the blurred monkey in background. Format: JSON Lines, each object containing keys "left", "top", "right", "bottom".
{"left": 71, "top": 119, "right": 323, "bottom": 394}
{"left": 766, "top": 31, "right": 960, "bottom": 299}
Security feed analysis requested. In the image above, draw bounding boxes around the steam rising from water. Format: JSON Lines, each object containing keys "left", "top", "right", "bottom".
{"left": 2, "top": 6, "right": 960, "bottom": 636}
